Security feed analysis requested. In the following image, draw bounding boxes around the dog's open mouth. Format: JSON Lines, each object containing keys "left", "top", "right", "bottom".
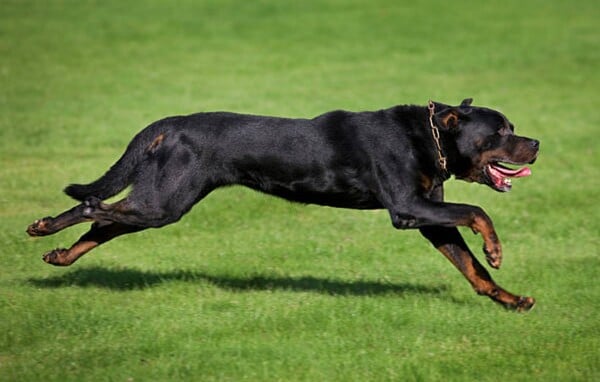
{"left": 486, "top": 162, "right": 531, "bottom": 192}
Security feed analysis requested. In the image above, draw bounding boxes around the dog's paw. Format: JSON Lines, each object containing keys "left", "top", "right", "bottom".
{"left": 27, "top": 217, "right": 53, "bottom": 237}
{"left": 515, "top": 296, "right": 536, "bottom": 312}
{"left": 483, "top": 240, "right": 502, "bottom": 269}
{"left": 43, "top": 248, "right": 70, "bottom": 266}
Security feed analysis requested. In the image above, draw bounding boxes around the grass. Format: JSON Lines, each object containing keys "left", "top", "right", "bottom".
{"left": 1, "top": 0, "right": 598, "bottom": 380}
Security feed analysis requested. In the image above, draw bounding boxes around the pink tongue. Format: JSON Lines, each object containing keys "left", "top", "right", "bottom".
{"left": 492, "top": 164, "right": 531, "bottom": 178}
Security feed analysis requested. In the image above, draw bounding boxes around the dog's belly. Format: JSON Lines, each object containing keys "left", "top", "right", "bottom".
{"left": 266, "top": 184, "right": 382, "bottom": 209}
{"left": 237, "top": 166, "right": 381, "bottom": 209}
{"left": 246, "top": 183, "right": 382, "bottom": 209}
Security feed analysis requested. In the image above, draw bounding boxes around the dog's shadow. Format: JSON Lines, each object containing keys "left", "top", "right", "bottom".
{"left": 28, "top": 266, "right": 449, "bottom": 297}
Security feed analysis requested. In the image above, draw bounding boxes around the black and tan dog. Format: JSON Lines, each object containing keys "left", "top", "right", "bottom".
{"left": 27, "top": 99, "right": 539, "bottom": 311}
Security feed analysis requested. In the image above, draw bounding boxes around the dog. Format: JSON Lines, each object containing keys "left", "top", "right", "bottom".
{"left": 27, "top": 98, "right": 539, "bottom": 311}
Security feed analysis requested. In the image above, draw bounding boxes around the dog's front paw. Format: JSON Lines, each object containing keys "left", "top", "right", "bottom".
{"left": 515, "top": 296, "right": 536, "bottom": 312}
{"left": 483, "top": 239, "right": 502, "bottom": 269}
{"left": 27, "top": 217, "right": 53, "bottom": 237}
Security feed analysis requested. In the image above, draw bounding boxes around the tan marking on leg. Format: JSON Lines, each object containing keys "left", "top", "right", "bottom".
{"left": 471, "top": 215, "right": 502, "bottom": 269}
{"left": 43, "top": 240, "right": 100, "bottom": 266}
{"left": 437, "top": 244, "right": 527, "bottom": 309}
{"left": 42, "top": 223, "right": 142, "bottom": 267}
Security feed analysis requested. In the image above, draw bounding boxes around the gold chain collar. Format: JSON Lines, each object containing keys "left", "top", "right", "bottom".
{"left": 427, "top": 100, "right": 448, "bottom": 173}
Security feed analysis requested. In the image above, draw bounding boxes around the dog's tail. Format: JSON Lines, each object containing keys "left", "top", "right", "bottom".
{"left": 64, "top": 124, "right": 163, "bottom": 202}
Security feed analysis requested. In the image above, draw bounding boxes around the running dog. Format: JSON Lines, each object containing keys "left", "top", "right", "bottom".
{"left": 27, "top": 99, "right": 539, "bottom": 311}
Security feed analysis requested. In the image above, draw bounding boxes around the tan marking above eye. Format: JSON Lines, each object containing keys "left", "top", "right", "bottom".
{"left": 498, "top": 126, "right": 513, "bottom": 136}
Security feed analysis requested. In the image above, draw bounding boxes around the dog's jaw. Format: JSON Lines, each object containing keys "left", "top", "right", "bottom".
{"left": 485, "top": 162, "right": 532, "bottom": 192}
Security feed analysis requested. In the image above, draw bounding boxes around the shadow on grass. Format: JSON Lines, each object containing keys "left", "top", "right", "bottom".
{"left": 27, "top": 266, "right": 449, "bottom": 297}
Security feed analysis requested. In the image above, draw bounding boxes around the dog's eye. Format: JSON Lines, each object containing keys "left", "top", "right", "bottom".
{"left": 478, "top": 137, "right": 495, "bottom": 151}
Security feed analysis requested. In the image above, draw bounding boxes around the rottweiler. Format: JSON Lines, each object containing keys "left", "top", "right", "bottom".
{"left": 27, "top": 98, "right": 539, "bottom": 311}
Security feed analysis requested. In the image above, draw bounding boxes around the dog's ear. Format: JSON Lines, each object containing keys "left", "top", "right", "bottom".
{"left": 430, "top": 100, "right": 470, "bottom": 130}
{"left": 434, "top": 108, "right": 461, "bottom": 130}
{"left": 460, "top": 98, "right": 473, "bottom": 107}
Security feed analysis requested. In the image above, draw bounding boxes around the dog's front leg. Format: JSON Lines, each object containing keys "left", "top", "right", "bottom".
{"left": 388, "top": 198, "right": 503, "bottom": 269}
{"left": 419, "top": 226, "right": 534, "bottom": 311}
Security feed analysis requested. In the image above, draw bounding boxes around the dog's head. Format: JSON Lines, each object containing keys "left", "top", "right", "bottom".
{"left": 432, "top": 98, "right": 539, "bottom": 192}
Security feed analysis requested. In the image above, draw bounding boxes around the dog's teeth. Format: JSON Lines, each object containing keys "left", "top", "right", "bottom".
{"left": 504, "top": 178, "right": 512, "bottom": 185}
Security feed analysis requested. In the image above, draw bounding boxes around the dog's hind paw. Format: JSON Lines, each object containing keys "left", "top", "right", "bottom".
{"left": 42, "top": 248, "right": 71, "bottom": 266}
{"left": 26, "top": 217, "right": 53, "bottom": 237}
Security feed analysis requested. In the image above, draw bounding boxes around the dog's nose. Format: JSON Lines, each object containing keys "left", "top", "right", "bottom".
{"left": 531, "top": 139, "right": 540, "bottom": 150}
{"left": 528, "top": 139, "right": 540, "bottom": 164}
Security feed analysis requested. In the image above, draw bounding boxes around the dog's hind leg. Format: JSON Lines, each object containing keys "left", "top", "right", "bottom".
{"left": 420, "top": 226, "right": 535, "bottom": 312}
{"left": 39, "top": 183, "right": 213, "bottom": 266}
{"left": 26, "top": 196, "right": 127, "bottom": 237}
{"left": 42, "top": 222, "right": 144, "bottom": 266}
{"left": 81, "top": 179, "right": 214, "bottom": 229}
{"left": 27, "top": 203, "right": 93, "bottom": 237}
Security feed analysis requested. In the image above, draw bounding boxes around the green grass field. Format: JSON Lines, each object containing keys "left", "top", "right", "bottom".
{"left": 1, "top": 1, "right": 598, "bottom": 380}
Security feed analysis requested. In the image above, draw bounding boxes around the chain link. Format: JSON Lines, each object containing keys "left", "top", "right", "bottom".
{"left": 427, "top": 100, "right": 448, "bottom": 172}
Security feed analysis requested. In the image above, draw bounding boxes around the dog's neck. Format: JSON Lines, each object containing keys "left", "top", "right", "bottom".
{"left": 434, "top": 124, "right": 472, "bottom": 182}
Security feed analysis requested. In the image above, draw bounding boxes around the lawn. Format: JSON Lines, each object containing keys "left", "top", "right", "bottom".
{"left": 1, "top": 0, "right": 598, "bottom": 381}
